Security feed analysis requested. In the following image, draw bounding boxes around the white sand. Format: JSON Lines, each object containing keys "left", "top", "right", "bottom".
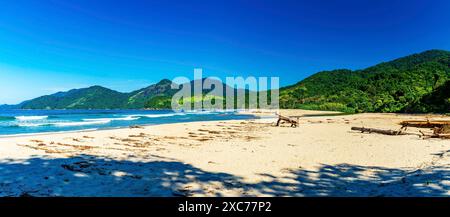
{"left": 0, "top": 110, "right": 449, "bottom": 197}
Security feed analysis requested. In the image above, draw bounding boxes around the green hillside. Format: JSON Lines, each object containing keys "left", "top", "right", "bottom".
{"left": 16, "top": 79, "right": 241, "bottom": 110}
{"left": 11, "top": 49, "right": 450, "bottom": 113}
{"left": 20, "top": 86, "right": 129, "bottom": 109}
{"left": 406, "top": 80, "right": 450, "bottom": 113}
{"left": 18, "top": 80, "right": 180, "bottom": 110}
{"left": 126, "top": 79, "right": 177, "bottom": 109}
{"left": 142, "top": 79, "right": 251, "bottom": 110}
{"left": 280, "top": 49, "right": 450, "bottom": 113}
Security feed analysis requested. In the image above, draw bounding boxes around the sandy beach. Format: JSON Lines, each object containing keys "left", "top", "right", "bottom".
{"left": 1, "top": 109, "right": 449, "bottom": 197}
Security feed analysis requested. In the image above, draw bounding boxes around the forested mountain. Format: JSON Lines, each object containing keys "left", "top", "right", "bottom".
{"left": 280, "top": 49, "right": 450, "bottom": 113}
{"left": 14, "top": 79, "right": 242, "bottom": 110}
{"left": 5, "top": 49, "right": 450, "bottom": 113}
{"left": 406, "top": 80, "right": 450, "bottom": 113}
{"left": 126, "top": 79, "right": 178, "bottom": 109}
{"left": 20, "top": 86, "right": 129, "bottom": 109}
{"left": 16, "top": 80, "right": 181, "bottom": 109}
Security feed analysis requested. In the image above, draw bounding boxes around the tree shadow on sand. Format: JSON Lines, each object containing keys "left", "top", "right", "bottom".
{"left": 248, "top": 163, "right": 450, "bottom": 196}
{"left": 0, "top": 154, "right": 243, "bottom": 197}
{"left": 0, "top": 153, "right": 449, "bottom": 197}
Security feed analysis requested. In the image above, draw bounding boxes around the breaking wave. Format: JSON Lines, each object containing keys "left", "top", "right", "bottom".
{"left": 15, "top": 116, "right": 48, "bottom": 121}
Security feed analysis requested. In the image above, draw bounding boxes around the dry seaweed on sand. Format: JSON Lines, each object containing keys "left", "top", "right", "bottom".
{"left": 129, "top": 125, "right": 144, "bottom": 129}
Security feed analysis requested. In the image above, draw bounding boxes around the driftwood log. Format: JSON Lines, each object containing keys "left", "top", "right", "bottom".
{"left": 434, "top": 125, "right": 450, "bottom": 134}
{"left": 418, "top": 130, "right": 450, "bottom": 139}
{"left": 351, "top": 127, "right": 422, "bottom": 137}
{"left": 351, "top": 127, "right": 410, "bottom": 135}
{"left": 420, "top": 132, "right": 450, "bottom": 139}
{"left": 423, "top": 134, "right": 450, "bottom": 139}
{"left": 351, "top": 119, "right": 450, "bottom": 139}
{"left": 352, "top": 126, "right": 450, "bottom": 139}
{"left": 400, "top": 120, "right": 450, "bottom": 128}
{"left": 276, "top": 115, "right": 299, "bottom": 128}
{"left": 399, "top": 120, "right": 450, "bottom": 139}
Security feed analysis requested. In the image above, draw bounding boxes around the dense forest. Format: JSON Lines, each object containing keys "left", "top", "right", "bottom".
{"left": 4, "top": 49, "right": 449, "bottom": 114}
{"left": 279, "top": 50, "right": 450, "bottom": 113}
{"left": 17, "top": 79, "right": 177, "bottom": 109}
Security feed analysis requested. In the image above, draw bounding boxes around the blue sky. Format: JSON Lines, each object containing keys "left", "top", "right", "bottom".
{"left": 1, "top": 0, "right": 450, "bottom": 104}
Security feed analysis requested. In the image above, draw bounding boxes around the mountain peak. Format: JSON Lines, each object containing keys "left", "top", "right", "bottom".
{"left": 408, "top": 49, "right": 450, "bottom": 60}
{"left": 86, "top": 85, "right": 110, "bottom": 90}
{"left": 421, "top": 49, "right": 450, "bottom": 54}
{"left": 156, "top": 79, "right": 172, "bottom": 86}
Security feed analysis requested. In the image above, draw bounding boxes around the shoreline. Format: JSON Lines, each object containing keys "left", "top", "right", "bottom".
{"left": 0, "top": 117, "right": 265, "bottom": 139}
{"left": 0, "top": 110, "right": 264, "bottom": 138}
{"left": 0, "top": 109, "right": 350, "bottom": 138}
{"left": 1, "top": 109, "right": 449, "bottom": 196}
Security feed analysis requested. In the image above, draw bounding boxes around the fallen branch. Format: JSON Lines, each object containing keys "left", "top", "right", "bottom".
{"left": 276, "top": 115, "right": 299, "bottom": 128}
{"left": 399, "top": 120, "right": 450, "bottom": 139}
{"left": 419, "top": 130, "right": 450, "bottom": 139}
{"left": 351, "top": 127, "right": 419, "bottom": 136}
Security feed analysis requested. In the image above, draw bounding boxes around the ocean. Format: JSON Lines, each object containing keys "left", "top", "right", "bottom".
{"left": 0, "top": 109, "right": 256, "bottom": 136}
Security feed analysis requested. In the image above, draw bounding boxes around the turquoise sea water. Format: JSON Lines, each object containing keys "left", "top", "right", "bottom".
{"left": 0, "top": 109, "right": 256, "bottom": 136}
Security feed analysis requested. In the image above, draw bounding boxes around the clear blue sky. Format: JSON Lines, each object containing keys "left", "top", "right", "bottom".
{"left": 1, "top": 0, "right": 450, "bottom": 104}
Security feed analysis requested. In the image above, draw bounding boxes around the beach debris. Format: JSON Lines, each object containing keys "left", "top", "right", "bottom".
{"left": 352, "top": 119, "right": 450, "bottom": 139}
{"left": 198, "top": 129, "right": 220, "bottom": 134}
{"left": 120, "top": 138, "right": 139, "bottom": 143}
{"left": 196, "top": 138, "right": 211, "bottom": 142}
{"left": 433, "top": 124, "right": 450, "bottom": 134}
{"left": 399, "top": 120, "right": 450, "bottom": 129}
{"left": 276, "top": 114, "right": 299, "bottom": 127}
{"left": 61, "top": 161, "right": 92, "bottom": 172}
{"left": 419, "top": 131, "right": 450, "bottom": 139}
{"left": 129, "top": 125, "right": 144, "bottom": 129}
{"left": 129, "top": 133, "right": 147, "bottom": 138}
{"left": 351, "top": 127, "right": 419, "bottom": 136}
{"left": 56, "top": 142, "right": 93, "bottom": 150}
{"left": 400, "top": 120, "right": 450, "bottom": 139}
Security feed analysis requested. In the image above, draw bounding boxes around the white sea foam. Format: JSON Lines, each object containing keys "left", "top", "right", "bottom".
{"left": 130, "top": 113, "right": 186, "bottom": 118}
{"left": 185, "top": 110, "right": 218, "bottom": 115}
{"left": 82, "top": 116, "right": 140, "bottom": 122}
{"left": 15, "top": 116, "right": 48, "bottom": 121}
{"left": 53, "top": 120, "right": 111, "bottom": 127}
{"left": 16, "top": 120, "right": 110, "bottom": 127}
{"left": 17, "top": 123, "right": 50, "bottom": 127}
